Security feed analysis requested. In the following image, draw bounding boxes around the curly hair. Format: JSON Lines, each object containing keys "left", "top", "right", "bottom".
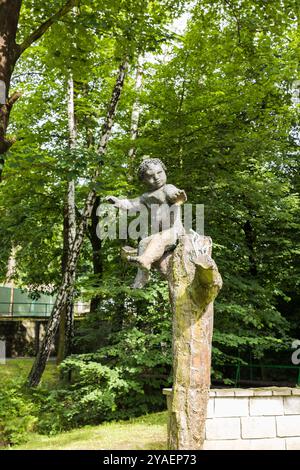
{"left": 138, "top": 158, "right": 166, "bottom": 181}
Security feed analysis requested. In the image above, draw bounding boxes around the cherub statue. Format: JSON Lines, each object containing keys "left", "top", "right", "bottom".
{"left": 105, "top": 158, "right": 187, "bottom": 288}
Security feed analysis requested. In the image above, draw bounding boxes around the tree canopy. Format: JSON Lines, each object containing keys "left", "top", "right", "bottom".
{"left": 0, "top": 0, "right": 299, "bottom": 395}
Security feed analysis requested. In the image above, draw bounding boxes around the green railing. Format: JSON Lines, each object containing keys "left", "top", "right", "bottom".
{"left": 233, "top": 363, "right": 300, "bottom": 386}
{"left": 0, "top": 301, "right": 54, "bottom": 317}
{"left": 0, "top": 301, "right": 90, "bottom": 318}
{"left": 0, "top": 286, "right": 56, "bottom": 318}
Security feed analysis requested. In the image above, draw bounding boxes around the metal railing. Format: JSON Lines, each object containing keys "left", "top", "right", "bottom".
{"left": 0, "top": 301, "right": 90, "bottom": 318}
{"left": 237, "top": 363, "right": 300, "bottom": 386}
{"left": 0, "top": 302, "right": 53, "bottom": 318}
{"left": 223, "top": 363, "right": 300, "bottom": 387}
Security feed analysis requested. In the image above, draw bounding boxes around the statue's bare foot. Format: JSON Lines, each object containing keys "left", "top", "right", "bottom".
{"left": 127, "top": 255, "right": 151, "bottom": 272}
{"left": 121, "top": 246, "right": 138, "bottom": 261}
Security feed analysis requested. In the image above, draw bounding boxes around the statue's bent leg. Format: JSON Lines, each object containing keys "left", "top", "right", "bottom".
{"left": 137, "top": 229, "right": 177, "bottom": 270}
{"left": 131, "top": 236, "right": 152, "bottom": 288}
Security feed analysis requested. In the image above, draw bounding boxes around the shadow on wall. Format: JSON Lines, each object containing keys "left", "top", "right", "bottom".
{"left": 0, "top": 320, "right": 49, "bottom": 357}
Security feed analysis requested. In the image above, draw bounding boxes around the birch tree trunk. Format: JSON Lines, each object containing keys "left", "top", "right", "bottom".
{"left": 88, "top": 195, "right": 103, "bottom": 314}
{"left": 5, "top": 246, "right": 18, "bottom": 316}
{"left": 27, "top": 59, "right": 129, "bottom": 387}
{"left": 57, "top": 75, "right": 77, "bottom": 363}
{"left": 128, "top": 57, "right": 143, "bottom": 160}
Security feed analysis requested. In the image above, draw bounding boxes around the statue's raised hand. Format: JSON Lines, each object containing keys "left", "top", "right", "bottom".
{"left": 168, "top": 188, "right": 187, "bottom": 205}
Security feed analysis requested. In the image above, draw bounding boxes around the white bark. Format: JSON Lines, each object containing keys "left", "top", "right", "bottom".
{"left": 128, "top": 57, "right": 143, "bottom": 159}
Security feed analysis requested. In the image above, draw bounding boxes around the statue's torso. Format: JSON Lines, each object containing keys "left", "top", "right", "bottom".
{"left": 140, "top": 185, "right": 184, "bottom": 234}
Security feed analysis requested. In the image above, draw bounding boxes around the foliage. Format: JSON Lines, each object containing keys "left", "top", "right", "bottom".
{"left": 51, "top": 280, "right": 172, "bottom": 427}
{"left": 0, "top": 0, "right": 299, "bottom": 437}
{"left": 0, "top": 360, "right": 58, "bottom": 446}
{"left": 134, "top": 0, "right": 300, "bottom": 366}
{"left": 0, "top": 378, "right": 38, "bottom": 446}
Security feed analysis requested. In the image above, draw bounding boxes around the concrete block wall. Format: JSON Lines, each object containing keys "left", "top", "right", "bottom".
{"left": 163, "top": 387, "right": 300, "bottom": 450}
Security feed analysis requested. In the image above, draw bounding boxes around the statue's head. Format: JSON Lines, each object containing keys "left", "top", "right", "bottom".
{"left": 138, "top": 158, "right": 167, "bottom": 190}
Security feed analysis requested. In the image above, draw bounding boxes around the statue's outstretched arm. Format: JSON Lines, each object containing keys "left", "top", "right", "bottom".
{"left": 105, "top": 195, "right": 142, "bottom": 210}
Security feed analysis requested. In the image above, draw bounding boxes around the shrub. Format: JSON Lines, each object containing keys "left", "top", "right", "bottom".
{"left": 0, "top": 379, "right": 38, "bottom": 446}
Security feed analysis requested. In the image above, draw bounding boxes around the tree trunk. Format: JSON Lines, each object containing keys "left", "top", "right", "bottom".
{"left": 165, "top": 234, "right": 222, "bottom": 450}
{"left": 27, "top": 247, "right": 79, "bottom": 386}
{"left": 128, "top": 57, "right": 143, "bottom": 160}
{"left": 0, "top": 0, "right": 22, "bottom": 178}
{"left": 27, "top": 59, "right": 129, "bottom": 387}
{"left": 243, "top": 219, "right": 257, "bottom": 276}
{"left": 5, "top": 245, "right": 18, "bottom": 316}
{"left": 88, "top": 195, "right": 103, "bottom": 314}
{"left": 0, "top": 0, "right": 79, "bottom": 180}
{"left": 56, "top": 193, "right": 76, "bottom": 363}
{"left": 57, "top": 75, "right": 77, "bottom": 364}
{"left": 0, "top": 0, "right": 21, "bottom": 87}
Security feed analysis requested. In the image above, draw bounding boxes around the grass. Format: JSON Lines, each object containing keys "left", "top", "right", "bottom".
{"left": 1, "top": 358, "right": 168, "bottom": 450}
{"left": 12, "top": 412, "right": 168, "bottom": 450}
{"left": 0, "top": 358, "right": 58, "bottom": 387}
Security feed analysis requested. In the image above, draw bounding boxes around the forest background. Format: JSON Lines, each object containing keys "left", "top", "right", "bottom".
{"left": 0, "top": 0, "right": 299, "bottom": 446}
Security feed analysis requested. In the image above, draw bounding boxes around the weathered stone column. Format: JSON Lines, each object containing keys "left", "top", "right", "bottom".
{"left": 165, "top": 234, "right": 222, "bottom": 450}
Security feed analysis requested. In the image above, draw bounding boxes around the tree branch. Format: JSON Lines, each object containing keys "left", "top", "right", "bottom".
{"left": 223, "top": 0, "right": 242, "bottom": 45}
{"left": 7, "top": 91, "right": 22, "bottom": 108}
{"left": 17, "top": 0, "right": 79, "bottom": 56}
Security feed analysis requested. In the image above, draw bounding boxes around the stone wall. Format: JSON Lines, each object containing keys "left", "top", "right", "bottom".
{"left": 163, "top": 387, "right": 300, "bottom": 450}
